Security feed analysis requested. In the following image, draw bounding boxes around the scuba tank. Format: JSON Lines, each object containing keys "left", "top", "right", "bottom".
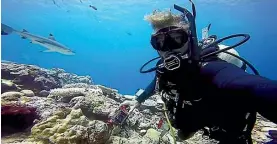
{"left": 200, "top": 24, "right": 245, "bottom": 69}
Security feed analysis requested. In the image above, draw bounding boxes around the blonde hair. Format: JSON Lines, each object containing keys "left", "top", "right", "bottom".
{"left": 144, "top": 9, "right": 189, "bottom": 32}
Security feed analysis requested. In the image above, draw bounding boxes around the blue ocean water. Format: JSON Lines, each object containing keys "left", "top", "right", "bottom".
{"left": 2, "top": 0, "right": 277, "bottom": 95}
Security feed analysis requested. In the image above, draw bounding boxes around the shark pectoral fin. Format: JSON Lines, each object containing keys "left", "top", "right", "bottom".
{"left": 21, "top": 36, "right": 27, "bottom": 39}
{"left": 42, "top": 50, "right": 55, "bottom": 53}
{"left": 30, "top": 40, "right": 38, "bottom": 44}
{"left": 22, "top": 29, "right": 28, "bottom": 32}
{"left": 48, "top": 34, "right": 56, "bottom": 41}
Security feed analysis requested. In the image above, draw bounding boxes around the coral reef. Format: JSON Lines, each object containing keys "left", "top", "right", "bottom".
{"left": 1, "top": 61, "right": 60, "bottom": 94}
{"left": 44, "top": 68, "right": 93, "bottom": 86}
{"left": 38, "top": 90, "right": 50, "bottom": 97}
{"left": 1, "top": 61, "right": 277, "bottom": 144}
{"left": 20, "top": 90, "right": 35, "bottom": 97}
{"left": 1, "top": 91, "right": 24, "bottom": 102}
{"left": 48, "top": 88, "right": 87, "bottom": 103}
{"left": 1, "top": 79, "right": 20, "bottom": 93}
{"left": 1, "top": 61, "right": 92, "bottom": 95}
{"left": 1, "top": 103, "right": 38, "bottom": 136}
{"left": 25, "top": 96, "right": 69, "bottom": 120}
{"left": 30, "top": 108, "right": 110, "bottom": 144}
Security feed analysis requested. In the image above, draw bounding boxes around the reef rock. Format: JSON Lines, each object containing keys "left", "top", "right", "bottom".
{"left": 48, "top": 84, "right": 102, "bottom": 102}
{"left": 20, "top": 90, "right": 35, "bottom": 97}
{"left": 1, "top": 91, "right": 24, "bottom": 102}
{"left": 48, "top": 88, "right": 87, "bottom": 103}
{"left": 1, "top": 102, "right": 38, "bottom": 136}
{"left": 66, "top": 88, "right": 119, "bottom": 122}
{"left": 97, "top": 85, "right": 118, "bottom": 97}
{"left": 144, "top": 128, "right": 161, "bottom": 143}
{"left": 1, "top": 79, "right": 20, "bottom": 93}
{"left": 30, "top": 108, "right": 110, "bottom": 144}
{"left": 107, "top": 128, "right": 174, "bottom": 144}
{"left": 43, "top": 68, "right": 93, "bottom": 85}
{"left": 25, "top": 96, "right": 69, "bottom": 120}
{"left": 1, "top": 61, "right": 93, "bottom": 95}
{"left": 63, "top": 83, "right": 97, "bottom": 89}
{"left": 1, "top": 62, "right": 60, "bottom": 94}
{"left": 38, "top": 90, "right": 50, "bottom": 97}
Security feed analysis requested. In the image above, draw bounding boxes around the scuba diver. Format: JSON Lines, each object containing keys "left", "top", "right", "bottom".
{"left": 116, "top": 1, "right": 277, "bottom": 144}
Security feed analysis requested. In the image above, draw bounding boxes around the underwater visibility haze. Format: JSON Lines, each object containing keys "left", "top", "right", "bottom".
{"left": 2, "top": 0, "right": 277, "bottom": 95}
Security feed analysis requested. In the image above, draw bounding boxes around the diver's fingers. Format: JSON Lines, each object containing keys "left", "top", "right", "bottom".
{"left": 269, "top": 130, "right": 277, "bottom": 139}
{"left": 263, "top": 127, "right": 277, "bottom": 142}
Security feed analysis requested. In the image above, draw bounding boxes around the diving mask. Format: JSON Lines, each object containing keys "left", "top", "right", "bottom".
{"left": 151, "top": 26, "right": 189, "bottom": 52}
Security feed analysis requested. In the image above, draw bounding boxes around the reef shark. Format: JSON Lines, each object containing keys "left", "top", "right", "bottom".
{"left": 1, "top": 23, "right": 75, "bottom": 55}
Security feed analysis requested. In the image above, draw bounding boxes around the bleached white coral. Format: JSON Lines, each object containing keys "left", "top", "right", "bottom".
{"left": 62, "top": 83, "right": 97, "bottom": 89}
{"left": 48, "top": 87, "right": 102, "bottom": 103}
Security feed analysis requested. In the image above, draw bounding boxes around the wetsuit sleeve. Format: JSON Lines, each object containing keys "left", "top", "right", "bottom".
{"left": 136, "top": 77, "right": 157, "bottom": 103}
{"left": 201, "top": 61, "right": 277, "bottom": 123}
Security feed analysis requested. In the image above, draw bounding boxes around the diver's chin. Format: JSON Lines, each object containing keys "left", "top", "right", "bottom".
{"left": 159, "top": 51, "right": 174, "bottom": 59}
{"left": 161, "top": 52, "right": 182, "bottom": 60}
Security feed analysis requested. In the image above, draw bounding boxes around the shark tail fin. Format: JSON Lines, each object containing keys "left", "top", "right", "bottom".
{"left": 1, "top": 23, "right": 14, "bottom": 35}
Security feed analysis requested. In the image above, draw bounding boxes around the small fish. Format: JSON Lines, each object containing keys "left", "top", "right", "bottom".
{"left": 126, "top": 32, "right": 132, "bottom": 36}
{"left": 89, "top": 5, "right": 97, "bottom": 10}
{"left": 52, "top": 0, "right": 61, "bottom": 8}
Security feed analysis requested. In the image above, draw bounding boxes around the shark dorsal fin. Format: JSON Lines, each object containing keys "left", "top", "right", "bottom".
{"left": 22, "top": 29, "right": 28, "bottom": 32}
{"left": 48, "top": 33, "right": 56, "bottom": 41}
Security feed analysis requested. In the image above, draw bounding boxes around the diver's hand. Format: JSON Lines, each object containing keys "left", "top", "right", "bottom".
{"left": 261, "top": 127, "right": 277, "bottom": 143}
{"left": 119, "top": 99, "right": 140, "bottom": 113}
{"left": 268, "top": 129, "right": 277, "bottom": 143}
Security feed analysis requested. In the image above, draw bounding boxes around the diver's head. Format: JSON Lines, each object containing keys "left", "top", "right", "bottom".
{"left": 144, "top": 9, "right": 191, "bottom": 59}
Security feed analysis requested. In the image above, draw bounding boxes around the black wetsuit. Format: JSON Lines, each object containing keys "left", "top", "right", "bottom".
{"left": 136, "top": 59, "right": 277, "bottom": 144}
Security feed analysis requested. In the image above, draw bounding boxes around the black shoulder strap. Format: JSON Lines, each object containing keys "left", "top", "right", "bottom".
{"left": 241, "top": 62, "right": 247, "bottom": 71}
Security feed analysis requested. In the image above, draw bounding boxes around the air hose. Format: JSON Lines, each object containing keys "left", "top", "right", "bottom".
{"left": 162, "top": 102, "right": 177, "bottom": 144}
